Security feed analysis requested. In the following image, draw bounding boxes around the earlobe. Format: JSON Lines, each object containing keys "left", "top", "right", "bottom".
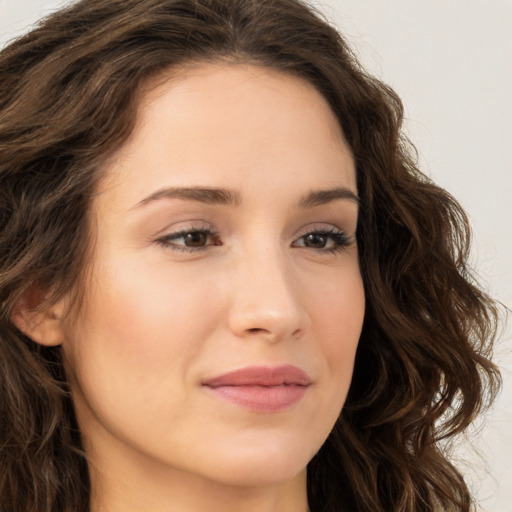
{"left": 10, "top": 286, "right": 66, "bottom": 347}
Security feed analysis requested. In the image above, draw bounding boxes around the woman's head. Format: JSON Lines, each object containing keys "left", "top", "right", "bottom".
{"left": 44, "top": 64, "right": 365, "bottom": 504}
{"left": 0, "top": 1, "right": 499, "bottom": 511}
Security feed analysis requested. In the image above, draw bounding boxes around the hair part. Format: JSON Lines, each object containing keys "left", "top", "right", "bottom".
{"left": 0, "top": 1, "right": 500, "bottom": 511}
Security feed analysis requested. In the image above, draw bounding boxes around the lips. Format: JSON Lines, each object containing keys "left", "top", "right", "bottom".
{"left": 202, "top": 365, "right": 311, "bottom": 412}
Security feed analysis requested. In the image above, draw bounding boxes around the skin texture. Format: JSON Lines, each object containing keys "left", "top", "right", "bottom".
{"left": 48, "top": 64, "right": 365, "bottom": 512}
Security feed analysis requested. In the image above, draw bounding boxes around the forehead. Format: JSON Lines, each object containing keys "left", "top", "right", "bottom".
{"left": 97, "top": 63, "right": 356, "bottom": 206}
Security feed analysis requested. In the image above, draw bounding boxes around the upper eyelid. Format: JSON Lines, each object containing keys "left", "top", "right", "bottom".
{"left": 152, "top": 221, "right": 212, "bottom": 238}
{"left": 294, "top": 227, "right": 352, "bottom": 243}
{"left": 156, "top": 223, "right": 350, "bottom": 238}
{"left": 294, "top": 223, "right": 353, "bottom": 239}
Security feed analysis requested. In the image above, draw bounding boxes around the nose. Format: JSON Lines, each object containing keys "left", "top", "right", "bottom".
{"left": 227, "top": 245, "right": 310, "bottom": 343}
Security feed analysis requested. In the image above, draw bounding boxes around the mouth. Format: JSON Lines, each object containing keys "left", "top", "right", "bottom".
{"left": 201, "top": 365, "right": 312, "bottom": 412}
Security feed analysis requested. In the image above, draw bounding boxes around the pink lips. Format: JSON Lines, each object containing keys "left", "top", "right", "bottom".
{"left": 202, "top": 365, "right": 311, "bottom": 412}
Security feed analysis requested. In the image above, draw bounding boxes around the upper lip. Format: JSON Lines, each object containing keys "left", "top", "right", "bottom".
{"left": 202, "top": 365, "right": 312, "bottom": 387}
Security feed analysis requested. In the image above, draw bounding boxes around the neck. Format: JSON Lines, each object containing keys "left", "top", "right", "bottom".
{"left": 90, "top": 461, "right": 309, "bottom": 512}
{"left": 86, "top": 433, "right": 309, "bottom": 512}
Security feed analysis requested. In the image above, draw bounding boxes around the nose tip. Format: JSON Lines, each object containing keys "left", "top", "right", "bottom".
{"left": 228, "top": 306, "right": 307, "bottom": 343}
{"left": 227, "top": 257, "right": 310, "bottom": 342}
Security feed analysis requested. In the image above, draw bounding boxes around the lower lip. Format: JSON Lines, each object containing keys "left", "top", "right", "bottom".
{"left": 204, "top": 384, "right": 309, "bottom": 412}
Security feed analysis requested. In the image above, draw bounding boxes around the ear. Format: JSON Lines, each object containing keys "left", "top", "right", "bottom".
{"left": 11, "top": 285, "right": 66, "bottom": 347}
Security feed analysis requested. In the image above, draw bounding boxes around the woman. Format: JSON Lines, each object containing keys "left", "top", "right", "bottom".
{"left": 0, "top": 0, "right": 500, "bottom": 511}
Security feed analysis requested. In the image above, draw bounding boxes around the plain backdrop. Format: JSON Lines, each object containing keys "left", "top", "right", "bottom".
{"left": 1, "top": 1, "right": 511, "bottom": 510}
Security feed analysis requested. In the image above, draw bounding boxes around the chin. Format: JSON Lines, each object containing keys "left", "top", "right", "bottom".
{"left": 200, "top": 442, "right": 314, "bottom": 487}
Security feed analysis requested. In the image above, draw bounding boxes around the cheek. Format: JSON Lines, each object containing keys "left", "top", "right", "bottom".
{"left": 62, "top": 255, "right": 221, "bottom": 417}
{"left": 61, "top": 257, "right": 229, "bottom": 461}
{"left": 308, "top": 265, "right": 365, "bottom": 388}
{"left": 79, "top": 254, "right": 219, "bottom": 355}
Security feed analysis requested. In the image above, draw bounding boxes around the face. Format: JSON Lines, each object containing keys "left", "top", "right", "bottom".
{"left": 61, "top": 64, "right": 365, "bottom": 490}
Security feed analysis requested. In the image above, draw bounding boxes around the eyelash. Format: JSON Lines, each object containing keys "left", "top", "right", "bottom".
{"left": 155, "top": 226, "right": 352, "bottom": 254}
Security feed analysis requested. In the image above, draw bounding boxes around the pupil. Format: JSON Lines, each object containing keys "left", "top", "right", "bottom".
{"left": 185, "top": 232, "right": 207, "bottom": 247}
{"left": 305, "top": 233, "right": 326, "bottom": 248}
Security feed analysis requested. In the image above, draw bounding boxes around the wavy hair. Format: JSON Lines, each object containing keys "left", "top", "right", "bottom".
{"left": 0, "top": 0, "right": 500, "bottom": 511}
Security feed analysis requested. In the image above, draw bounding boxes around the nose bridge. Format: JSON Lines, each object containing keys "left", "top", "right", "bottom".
{"left": 228, "top": 237, "right": 308, "bottom": 340}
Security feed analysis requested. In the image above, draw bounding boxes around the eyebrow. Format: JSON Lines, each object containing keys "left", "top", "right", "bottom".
{"left": 133, "top": 185, "right": 359, "bottom": 209}
{"left": 298, "top": 187, "right": 359, "bottom": 208}
{"left": 133, "top": 186, "right": 242, "bottom": 208}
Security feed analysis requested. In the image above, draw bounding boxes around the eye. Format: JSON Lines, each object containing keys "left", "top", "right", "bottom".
{"left": 292, "top": 228, "right": 352, "bottom": 253}
{"left": 155, "top": 228, "right": 221, "bottom": 252}
{"left": 180, "top": 231, "right": 208, "bottom": 247}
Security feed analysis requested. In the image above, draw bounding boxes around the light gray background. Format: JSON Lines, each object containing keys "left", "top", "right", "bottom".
{"left": 1, "top": 1, "right": 511, "bottom": 510}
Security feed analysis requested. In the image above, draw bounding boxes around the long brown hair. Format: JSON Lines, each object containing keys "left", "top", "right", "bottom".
{"left": 0, "top": 0, "right": 500, "bottom": 510}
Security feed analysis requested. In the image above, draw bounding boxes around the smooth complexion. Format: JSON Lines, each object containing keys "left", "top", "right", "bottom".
{"left": 56, "top": 64, "right": 365, "bottom": 512}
